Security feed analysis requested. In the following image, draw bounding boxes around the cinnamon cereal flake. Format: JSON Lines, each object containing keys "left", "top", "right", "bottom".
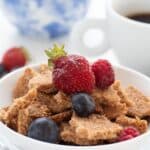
{"left": 116, "top": 115, "right": 148, "bottom": 133}
{"left": 13, "top": 68, "right": 38, "bottom": 98}
{"left": 126, "top": 86, "right": 150, "bottom": 118}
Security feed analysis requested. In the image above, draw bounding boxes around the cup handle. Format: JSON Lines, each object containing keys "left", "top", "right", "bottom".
{"left": 70, "top": 18, "right": 110, "bottom": 58}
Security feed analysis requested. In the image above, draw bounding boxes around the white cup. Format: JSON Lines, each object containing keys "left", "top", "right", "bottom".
{"left": 71, "top": 0, "right": 150, "bottom": 75}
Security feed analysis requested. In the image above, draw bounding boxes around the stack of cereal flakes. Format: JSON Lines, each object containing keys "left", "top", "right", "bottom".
{"left": 0, "top": 64, "right": 150, "bottom": 146}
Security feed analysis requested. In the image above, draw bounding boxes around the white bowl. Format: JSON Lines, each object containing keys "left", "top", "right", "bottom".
{"left": 0, "top": 64, "right": 150, "bottom": 150}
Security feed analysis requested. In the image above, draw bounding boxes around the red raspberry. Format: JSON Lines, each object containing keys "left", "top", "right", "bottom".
{"left": 118, "top": 127, "right": 140, "bottom": 142}
{"left": 53, "top": 55, "right": 95, "bottom": 94}
{"left": 2, "top": 47, "right": 28, "bottom": 72}
{"left": 92, "top": 59, "right": 115, "bottom": 89}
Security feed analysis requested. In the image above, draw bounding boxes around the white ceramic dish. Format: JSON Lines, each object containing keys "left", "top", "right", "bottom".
{"left": 0, "top": 64, "right": 150, "bottom": 150}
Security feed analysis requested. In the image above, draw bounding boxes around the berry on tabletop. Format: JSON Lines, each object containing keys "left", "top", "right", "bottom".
{"left": 2, "top": 47, "right": 29, "bottom": 72}
{"left": 0, "top": 63, "right": 8, "bottom": 78}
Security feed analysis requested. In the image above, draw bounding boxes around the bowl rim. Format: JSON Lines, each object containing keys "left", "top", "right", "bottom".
{"left": 0, "top": 63, "right": 150, "bottom": 148}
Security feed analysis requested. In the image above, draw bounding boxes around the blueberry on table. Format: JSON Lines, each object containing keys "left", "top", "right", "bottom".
{"left": 0, "top": 64, "right": 7, "bottom": 78}
{"left": 71, "top": 93, "right": 96, "bottom": 117}
{"left": 27, "top": 118, "right": 59, "bottom": 143}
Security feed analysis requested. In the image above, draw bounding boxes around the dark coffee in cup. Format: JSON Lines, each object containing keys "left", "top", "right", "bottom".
{"left": 128, "top": 14, "right": 150, "bottom": 24}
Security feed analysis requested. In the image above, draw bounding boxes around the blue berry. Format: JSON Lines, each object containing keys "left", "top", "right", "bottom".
{"left": 27, "top": 118, "right": 59, "bottom": 143}
{"left": 71, "top": 93, "right": 95, "bottom": 117}
{"left": 0, "top": 64, "right": 7, "bottom": 78}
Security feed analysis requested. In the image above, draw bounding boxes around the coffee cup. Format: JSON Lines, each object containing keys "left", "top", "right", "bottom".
{"left": 71, "top": 0, "right": 150, "bottom": 75}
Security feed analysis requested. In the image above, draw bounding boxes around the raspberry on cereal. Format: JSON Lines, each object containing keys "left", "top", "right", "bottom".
{"left": 92, "top": 59, "right": 115, "bottom": 89}
{"left": 118, "top": 127, "right": 140, "bottom": 142}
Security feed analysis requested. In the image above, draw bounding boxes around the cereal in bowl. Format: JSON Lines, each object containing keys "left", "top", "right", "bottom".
{"left": 0, "top": 45, "right": 150, "bottom": 146}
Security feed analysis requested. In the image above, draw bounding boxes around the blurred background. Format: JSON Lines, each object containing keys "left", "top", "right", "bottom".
{"left": 0, "top": 0, "right": 118, "bottom": 76}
